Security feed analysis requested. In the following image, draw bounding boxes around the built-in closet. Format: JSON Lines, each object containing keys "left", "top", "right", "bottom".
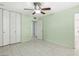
{"left": 0, "top": 8, "right": 21, "bottom": 46}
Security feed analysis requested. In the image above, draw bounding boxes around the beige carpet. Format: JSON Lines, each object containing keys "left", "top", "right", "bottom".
{"left": 0, "top": 40, "right": 74, "bottom": 56}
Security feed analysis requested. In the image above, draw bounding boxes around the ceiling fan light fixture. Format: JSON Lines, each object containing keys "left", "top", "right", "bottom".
{"left": 34, "top": 10, "right": 40, "bottom": 14}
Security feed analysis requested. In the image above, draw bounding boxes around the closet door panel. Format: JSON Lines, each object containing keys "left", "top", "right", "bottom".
{"left": 0, "top": 9, "right": 2, "bottom": 46}
{"left": 10, "top": 12, "right": 16, "bottom": 44}
{"left": 36, "top": 20, "right": 42, "bottom": 40}
{"left": 16, "top": 13, "right": 21, "bottom": 42}
{"left": 3, "top": 10, "right": 9, "bottom": 45}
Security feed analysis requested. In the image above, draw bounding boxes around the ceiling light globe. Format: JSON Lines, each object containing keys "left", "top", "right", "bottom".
{"left": 35, "top": 10, "right": 40, "bottom": 14}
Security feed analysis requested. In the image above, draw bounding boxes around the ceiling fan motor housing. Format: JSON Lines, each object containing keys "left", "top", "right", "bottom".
{"left": 34, "top": 2, "right": 41, "bottom": 10}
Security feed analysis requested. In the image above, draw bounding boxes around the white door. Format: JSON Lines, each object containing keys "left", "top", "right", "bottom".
{"left": 32, "top": 21, "right": 37, "bottom": 39}
{"left": 35, "top": 20, "right": 42, "bottom": 40}
{"left": 0, "top": 9, "right": 3, "bottom": 46}
{"left": 10, "top": 12, "right": 16, "bottom": 44}
{"left": 16, "top": 13, "right": 21, "bottom": 43}
{"left": 3, "top": 10, "right": 10, "bottom": 45}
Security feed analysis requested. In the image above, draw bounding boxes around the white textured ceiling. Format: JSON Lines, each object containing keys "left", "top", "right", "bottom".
{"left": 0, "top": 2, "right": 79, "bottom": 17}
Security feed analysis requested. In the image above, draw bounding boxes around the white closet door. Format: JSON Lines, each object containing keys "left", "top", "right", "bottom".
{"left": 75, "top": 14, "right": 79, "bottom": 49}
{"left": 10, "top": 12, "right": 16, "bottom": 44}
{"left": 0, "top": 9, "right": 3, "bottom": 46}
{"left": 36, "top": 20, "right": 42, "bottom": 40}
{"left": 16, "top": 13, "right": 21, "bottom": 43}
{"left": 3, "top": 10, "right": 9, "bottom": 45}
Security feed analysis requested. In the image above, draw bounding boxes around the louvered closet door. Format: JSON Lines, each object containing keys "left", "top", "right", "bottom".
{"left": 3, "top": 10, "right": 10, "bottom": 45}
{"left": 10, "top": 12, "right": 16, "bottom": 44}
{"left": 16, "top": 13, "right": 21, "bottom": 43}
{"left": 0, "top": 9, "right": 3, "bottom": 46}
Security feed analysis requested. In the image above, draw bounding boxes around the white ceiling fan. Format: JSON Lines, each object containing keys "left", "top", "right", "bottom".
{"left": 24, "top": 2, "right": 51, "bottom": 15}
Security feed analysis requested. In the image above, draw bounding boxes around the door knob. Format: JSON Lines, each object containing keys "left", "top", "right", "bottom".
{"left": 3, "top": 32, "right": 5, "bottom": 33}
{"left": 15, "top": 31, "right": 16, "bottom": 32}
{"left": 77, "top": 31, "right": 79, "bottom": 33}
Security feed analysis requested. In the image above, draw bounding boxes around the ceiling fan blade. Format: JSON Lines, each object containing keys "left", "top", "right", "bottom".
{"left": 41, "top": 11, "right": 45, "bottom": 14}
{"left": 32, "top": 11, "right": 36, "bottom": 15}
{"left": 24, "top": 8, "right": 33, "bottom": 10}
{"left": 42, "top": 8, "right": 51, "bottom": 10}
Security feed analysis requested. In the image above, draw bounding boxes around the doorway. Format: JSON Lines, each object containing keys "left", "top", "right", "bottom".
{"left": 32, "top": 19, "right": 43, "bottom": 40}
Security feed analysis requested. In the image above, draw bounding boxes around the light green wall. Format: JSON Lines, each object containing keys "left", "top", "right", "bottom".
{"left": 40, "top": 5, "right": 79, "bottom": 48}
{"left": 22, "top": 15, "right": 33, "bottom": 42}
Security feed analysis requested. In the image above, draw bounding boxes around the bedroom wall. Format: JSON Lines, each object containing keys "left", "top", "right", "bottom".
{"left": 22, "top": 15, "right": 33, "bottom": 42}
{"left": 40, "top": 5, "right": 79, "bottom": 48}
